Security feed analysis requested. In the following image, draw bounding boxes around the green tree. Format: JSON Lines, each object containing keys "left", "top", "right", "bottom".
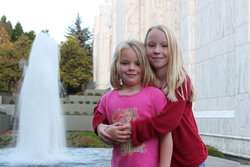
{"left": 60, "top": 37, "right": 92, "bottom": 94}
{"left": 0, "top": 35, "right": 32, "bottom": 92}
{"left": 0, "top": 15, "right": 13, "bottom": 38}
{"left": 0, "top": 27, "right": 11, "bottom": 44}
{"left": 11, "top": 22, "right": 24, "bottom": 42}
{"left": 66, "top": 13, "right": 92, "bottom": 57}
{"left": 0, "top": 15, "right": 36, "bottom": 42}
{"left": 13, "top": 35, "right": 32, "bottom": 60}
{"left": 0, "top": 15, "right": 35, "bottom": 92}
{"left": 0, "top": 41, "right": 15, "bottom": 91}
{"left": 24, "top": 30, "right": 36, "bottom": 41}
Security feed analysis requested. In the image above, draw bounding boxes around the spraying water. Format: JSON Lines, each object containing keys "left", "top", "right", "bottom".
{"left": 0, "top": 32, "right": 112, "bottom": 167}
{"left": 11, "top": 32, "right": 66, "bottom": 164}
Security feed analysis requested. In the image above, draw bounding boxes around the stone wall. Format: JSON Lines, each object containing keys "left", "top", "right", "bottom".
{"left": 64, "top": 115, "right": 93, "bottom": 131}
{"left": 192, "top": 0, "right": 250, "bottom": 159}
{"left": 0, "top": 89, "right": 107, "bottom": 133}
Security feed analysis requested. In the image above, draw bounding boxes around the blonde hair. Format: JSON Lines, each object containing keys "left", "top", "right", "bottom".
{"left": 144, "top": 25, "right": 195, "bottom": 102}
{"left": 110, "top": 40, "right": 155, "bottom": 90}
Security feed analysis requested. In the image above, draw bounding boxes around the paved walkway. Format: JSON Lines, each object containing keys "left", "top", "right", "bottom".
{"left": 206, "top": 156, "right": 250, "bottom": 167}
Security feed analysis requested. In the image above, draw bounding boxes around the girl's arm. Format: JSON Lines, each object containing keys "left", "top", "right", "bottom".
{"left": 92, "top": 101, "right": 108, "bottom": 134}
{"left": 159, "top": 132, "right": 173, "bottom": 167}
{"left": 92, "top": 101, "right": 114, "bottom": 144}
{"left": 92, "top": 101, "right": 130, "bottom": 144}
{"left": 131, "top": 76, "right": 192, "bottom": 146}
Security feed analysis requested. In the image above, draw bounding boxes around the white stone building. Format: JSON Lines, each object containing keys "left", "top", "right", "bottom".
{"left": 93, "top": 0, "right": 250, "bottom": 159}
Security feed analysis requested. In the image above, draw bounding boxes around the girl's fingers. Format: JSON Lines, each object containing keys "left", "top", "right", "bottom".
{"left": 100, "top": 131, "right": 112, "bottom": 139}
{"left": 113, "top": 122, "right": 123, "bottom": 126}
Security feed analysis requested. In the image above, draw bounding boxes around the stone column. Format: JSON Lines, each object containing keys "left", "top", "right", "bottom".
{"left": 93, "top": 2, "right": 112, "bottom": 89}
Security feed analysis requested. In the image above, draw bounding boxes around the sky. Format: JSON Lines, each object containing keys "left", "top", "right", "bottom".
{"left": 0, "top": 0, "right": 105, "bottom": 43}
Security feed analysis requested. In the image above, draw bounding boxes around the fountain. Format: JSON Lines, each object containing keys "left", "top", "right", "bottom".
{"left": 0, "top": 33, "right": 111, "bottom": 166}
{"left": 14, "top": 32, "right": 66, "bottom": 163}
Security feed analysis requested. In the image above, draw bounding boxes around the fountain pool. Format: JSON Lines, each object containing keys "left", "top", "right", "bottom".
{"left": 0, "top": 148, "right": 112, "bottom": 167}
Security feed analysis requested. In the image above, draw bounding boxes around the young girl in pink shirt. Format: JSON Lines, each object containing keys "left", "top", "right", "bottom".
{"left": 97, "top": 40, "right": 172, "bottom": 167}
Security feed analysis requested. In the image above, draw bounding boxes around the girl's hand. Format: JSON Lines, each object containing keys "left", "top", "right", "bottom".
{"left": 97, "top": 124, "right": 115, "bottom": 145}
{"left": 105, "top": 122, "right": 131, "bottom": 143}
{"left": 122, "top": 122, "right": 132, "bottom": 134}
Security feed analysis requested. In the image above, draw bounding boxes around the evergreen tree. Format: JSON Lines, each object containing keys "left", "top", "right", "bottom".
{"left": 66, "top": 13, "right": 93, "bottom": 57}
{"left": 24, "top": 30, "right": 36, "bottom": 41}
{"left": 11, "top": 22, "right": 24, "bottom": 41}
{"left": 0, "top": 15, "right": 36, "bottom": 42}
{"left": 0, "top": 15, "right": 13, "bottom": 38}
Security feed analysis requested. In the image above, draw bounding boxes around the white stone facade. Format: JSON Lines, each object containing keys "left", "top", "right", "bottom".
{"left": 93, "top": 0, "right": 250, "bottom": 158}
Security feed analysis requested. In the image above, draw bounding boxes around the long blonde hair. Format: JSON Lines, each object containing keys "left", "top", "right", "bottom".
{"left": 110, "top": 40, "right": 155, "bottom": 90}
{"left": 144, "top": 25, "right": 195, "bottom": 102}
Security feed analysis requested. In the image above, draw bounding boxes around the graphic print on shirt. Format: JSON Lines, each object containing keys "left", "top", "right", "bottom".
{"left": 112, "top": 107, "right": 146, "bottom": 155}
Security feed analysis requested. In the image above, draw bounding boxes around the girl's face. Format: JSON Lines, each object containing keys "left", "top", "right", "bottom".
{"left": 118, "top": 48, "right": 142, "bottom": 88}
{"left": 146, "top": 28, "right": 169, "bottom": 70}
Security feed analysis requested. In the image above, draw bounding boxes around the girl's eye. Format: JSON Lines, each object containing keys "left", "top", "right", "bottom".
{"left": 147, "top": 43, "right": 155, "bottom": 48}
{"left": 120, "top": 61, "right": 129, "bottom": 65}
{"left": 136, "top": 62, "right": 140, "bottom": 66}
{"left": 161, "top": 42, "right": 168, "bottom": 47}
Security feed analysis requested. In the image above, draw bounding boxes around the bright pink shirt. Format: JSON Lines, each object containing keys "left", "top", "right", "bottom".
{"left": 98, "top": 86, "right": 167, "bottom": 167}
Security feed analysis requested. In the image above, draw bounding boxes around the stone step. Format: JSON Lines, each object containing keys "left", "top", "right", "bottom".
{"left": 206, "top": 156, "right": 240, "bottom": 167}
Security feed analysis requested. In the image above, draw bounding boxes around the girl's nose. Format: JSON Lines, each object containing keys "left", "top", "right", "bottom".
{"left": 153, "top": 46, "right": 161, "bottom": 54}
{"left": 128, "top": 64, "right": 136, "bottom": 70}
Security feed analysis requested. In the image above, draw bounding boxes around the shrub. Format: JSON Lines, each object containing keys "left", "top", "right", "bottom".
{"left": 206, "top": 145, "right": 224, "bottom": 158}
{"left": 82, "top": 112, "right": 93, "bottom": 116}
{"left": 0, "top": 132, "right": 110, "bottom": 149}
{"left": 63, "top": 101, "right": 68, "bottom": 104}
{"left": 82, "top": 112, "right": 88, "bottom": 115}
{"left": 76, "top": 92, "right": 83, "bottom": 95}
{"left": 66, "top": 131, "right": 111, "bottom": 148}
{"left": 73, "top": 111, "right": 80, "bottom": 115}
{"left": 78, "top": 100, "right": 84, "bottom": 104}
{"left": 64, "top": 111, "right": 71, "bottom": 115}
{"left": 66, "top": 132, "right": 83, "bottom": 147}
{"left": 85, "top": 101, "right": 90, "bottom": 104}
{"left": 0, "top": 135, "right": 16, "bottom": 148}
{"left": 87, "top": 92, "right": 93, "bottom": 96}
{"left": 78, "top": 136, "right": 100, "bottom": 147}
{"left": 94, "top": 93, "right": 102, "bottom": 96}
{"left": 70, "top": 101, "right": 74, "bottom": 104}
{"left": 93, "top": 101, "right": 98, "bottom": 104}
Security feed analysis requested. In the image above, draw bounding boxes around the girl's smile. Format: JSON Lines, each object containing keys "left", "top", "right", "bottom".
{"left": 118, "top": 47, "right": 142, "bottom": 89}
{"left": 146, "top": 28, "right": 169, "bottom": 70}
